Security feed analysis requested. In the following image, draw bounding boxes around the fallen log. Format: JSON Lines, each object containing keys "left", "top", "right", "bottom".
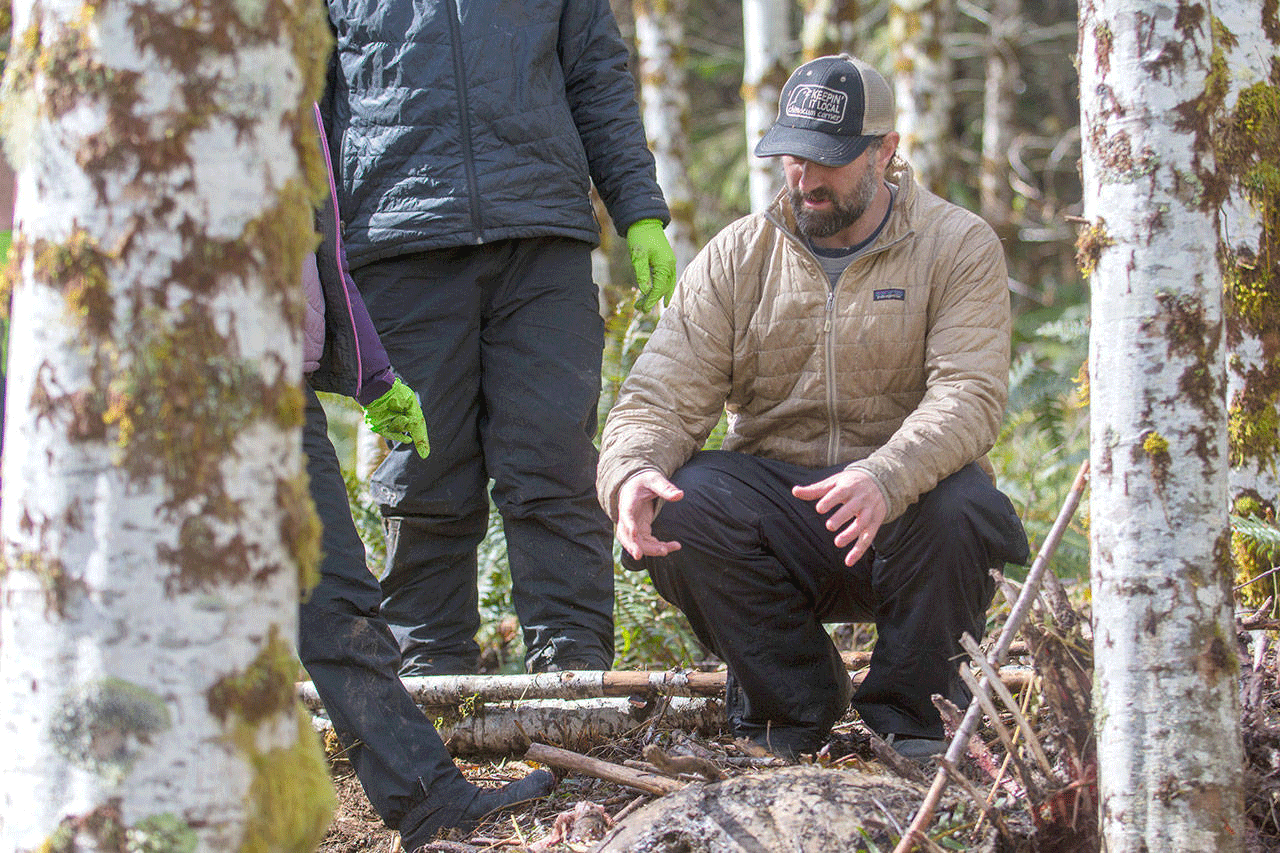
{"left": 526, "top": 742, "right": 683, "bottom": 796}
{"left": 297, "top": 666, "right": 1034, "bottom": 711}
{"left": 308, "top": 696, "right": 722, "bottom": 758}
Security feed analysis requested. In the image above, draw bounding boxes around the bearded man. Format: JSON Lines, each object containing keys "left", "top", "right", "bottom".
{"left": 597, "top": 54, "right": 1030, "bottom": 761}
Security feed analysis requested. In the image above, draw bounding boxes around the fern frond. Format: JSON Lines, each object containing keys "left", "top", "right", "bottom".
{"left": 1231, "top": 514, "right": 1280, "bottom": 555}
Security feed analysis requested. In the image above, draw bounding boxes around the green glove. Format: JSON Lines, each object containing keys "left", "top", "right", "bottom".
{"left": 363, "top": 378, "right": 430, "bottom": 459}
{"left": 626, "top": 218, "right": 677, "bottom": 312}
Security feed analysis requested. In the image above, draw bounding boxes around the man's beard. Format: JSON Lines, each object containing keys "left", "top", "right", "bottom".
{"left": 791, "top": 160, "right": 882, "bottom": 240}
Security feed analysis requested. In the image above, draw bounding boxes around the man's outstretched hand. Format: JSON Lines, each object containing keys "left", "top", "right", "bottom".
{"left": 792, "top": 468, "right": 886, "bottom": 566}
{"left": 616, "top": 469, "right": 684, "bottom": 560}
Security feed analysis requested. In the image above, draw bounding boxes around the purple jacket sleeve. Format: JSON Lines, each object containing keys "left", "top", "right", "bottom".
{"left": 310, "top": 101, "right": 397, "bottom": 405}
{"left": 347, "top": 273, "right": 396, "bottom": 406}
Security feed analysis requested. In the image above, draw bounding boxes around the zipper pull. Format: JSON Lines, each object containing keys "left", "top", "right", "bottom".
{"left": 824, "top": 289, "right": 834, "bottom": 333}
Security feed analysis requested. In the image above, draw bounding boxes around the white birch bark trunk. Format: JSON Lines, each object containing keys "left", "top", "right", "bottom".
{"left": 1220, "top": 4, "right": 1280, "bottom": 530}
{"left": 1080, "top": 1, "right": 1245, "bottom": 850}
{"left": 979, "top": 0, "right": 1019, "bottom": 229}
{"left": 634, "top": 0, "right": 698, "bottom": 276}
{"left": 743, "top": 0, "right": 791, "bottom": 212}
{"left": 799, "top": 0, "right": 859, "bottom": 61}
{"left": 889, "top": 0, "right": 955, "bottom": 194}
{"left": 356, "top": 423, "right": 387, "bottom": 483}
{"left": 0, "top": 1, "right": 333, "bottom": 851}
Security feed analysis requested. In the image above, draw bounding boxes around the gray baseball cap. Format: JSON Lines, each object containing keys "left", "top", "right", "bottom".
{"left": 754, "top": 54, "right": 895, "bottom": 167}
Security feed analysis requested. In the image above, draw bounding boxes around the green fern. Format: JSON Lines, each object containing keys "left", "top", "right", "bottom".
{"left": 1232, "top": 514, "right": 1280, "bottom": 556}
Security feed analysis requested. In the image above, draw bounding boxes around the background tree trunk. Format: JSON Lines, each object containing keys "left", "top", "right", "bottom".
{"left": 1220, "top": 1, "right": 1280, "bottom": 611}
{"left": 0, "top": 1, "right": 333, "bottom": 850}
{"left": 979, "top": 0, "right": 1019, "bottom": 231}
{"left": 634, "top": 0, "right": 699, "bottom": 275}
{"left": 742, "top": 0, "right": 791, "bottom": 211}
{"left": 889, "top": 0, "right": 956, "bottom": 193}
{"left": 356, "top": 425, "right": 386, "bottom": 483}
{"left": 799, "top": 0, "right": 859, "bottom": 60}
{"left": 1080, "top": 1, "right": 1245, "bottom": 850}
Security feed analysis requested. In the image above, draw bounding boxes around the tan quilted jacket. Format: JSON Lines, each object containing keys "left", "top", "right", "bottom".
{"left": 597, "top": 161, "right": 1012, "bottom": 523}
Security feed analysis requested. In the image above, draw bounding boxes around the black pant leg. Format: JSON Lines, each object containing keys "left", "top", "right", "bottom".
{"left": 358, "top": 250, "right": 490, "bottom": 675}
{"left": 479, "top": 238, "right": 614, "bottom": 672}
{"left": 852, "top": 463, "right": 1028, "bottom": 739}
{"left": 297, "top": 386, "right": 477, "bottom": 832}
{"left": 626, "top": 451, "right": 861, "bottom": 750}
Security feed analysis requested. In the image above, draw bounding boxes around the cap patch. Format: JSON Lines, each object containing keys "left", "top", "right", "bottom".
{"left": 785, "top": 84, "right": 847, "bottom": 126}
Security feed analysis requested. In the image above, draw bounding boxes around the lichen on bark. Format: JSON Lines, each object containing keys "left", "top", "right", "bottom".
{"left": 38, "top": 801, "right": 198, "bottom": 853}
{"left": 49, "top": 678, "right": 171, "bottom": 783}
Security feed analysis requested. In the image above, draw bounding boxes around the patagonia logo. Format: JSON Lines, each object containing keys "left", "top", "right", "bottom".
{"left": 785, "top": 84, "right": 847, "bottom": 125}
{"left": 873, "top": 288, "right": 906, "bottom": 301}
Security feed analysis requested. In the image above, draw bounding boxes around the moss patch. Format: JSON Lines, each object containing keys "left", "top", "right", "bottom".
{"left": 276, "top": 469, "right": 321, "bottom": 595}
{"left": 1141, "top": 430, "right": 1173, "bottom": 487}
{"left": 206, "top": 625, "right": 333, "bottom": 849}
{"left": 1213, "top": 26, "right": 1280, "bottom": 615}
{"left": 32, "top": 231, "right": 114, "bottom": 339}
{"left": 1075, "top": 217, "right": 1115, "bottom": 277}
{"left": 206, "top": 626, "right": 298, "bottom": 726}
{"left": 235, "top": 711, "right": 335, "bottom": 853}
{"left": 1233, "top": 494, "right": 1278, "bottom": 611}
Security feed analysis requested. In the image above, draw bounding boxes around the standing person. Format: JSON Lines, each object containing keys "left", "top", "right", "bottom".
{"left": 597, "top": 55, "right": 1030, "bottom": 760}
{"left": 301, "top": 105, "right": 556, "bottom": 849}
{"left": 323, "top": 0, "right": 676, "bottom": 676}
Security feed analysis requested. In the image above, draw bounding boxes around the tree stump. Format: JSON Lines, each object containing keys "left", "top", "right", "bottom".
{"left": 594, "top": 765, "right": 995, "bottom": 852}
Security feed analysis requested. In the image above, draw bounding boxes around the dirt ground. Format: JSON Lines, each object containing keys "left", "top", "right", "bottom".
{"left": 314, "top": 620, "right": 1280, "bottom": 853}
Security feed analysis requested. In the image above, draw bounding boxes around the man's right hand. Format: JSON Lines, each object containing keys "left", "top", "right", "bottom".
{"left": 616, "top": 469, "right": 684, "bottom": 560}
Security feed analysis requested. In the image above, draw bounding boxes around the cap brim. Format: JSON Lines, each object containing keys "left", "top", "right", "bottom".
{"left": 753, "top": 125, "right": 874, "bottom": 167}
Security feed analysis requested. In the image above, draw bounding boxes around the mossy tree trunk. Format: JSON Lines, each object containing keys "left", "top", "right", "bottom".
{"left": 888, "top": 0, "right": 955, "bottom": 195}
{"left": 742, "top": 0, "right": 790, "bottom": 211}
{"left": 1080, "top": 0, "right": 1245, "bottom": 850}
{"left": 1220, "top": 3, "right": 1280, "bottom": 609}
{"left": 634, "top": 0, "right": 698, "bottom": 276}
{"left": 0, "top": 1, "right": 334, "bottom": 850}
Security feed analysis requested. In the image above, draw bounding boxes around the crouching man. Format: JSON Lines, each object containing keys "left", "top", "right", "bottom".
{"left": 597, "top": 54, "right": 1030, "bottom": 761}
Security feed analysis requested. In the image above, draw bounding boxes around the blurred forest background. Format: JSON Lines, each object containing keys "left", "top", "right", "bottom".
{"left": 320, "top": 0, "right": 1092, "bottom": 673}
{"left": 0, "top": 0, "right": 1089, "bottom": 674}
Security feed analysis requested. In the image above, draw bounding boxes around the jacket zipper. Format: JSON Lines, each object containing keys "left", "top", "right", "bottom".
{"left": 824, "top": 286, "right": 839, "bottom": 465}
{"left": 445, "top": 0, "right": 484, "bottom": 242}
{"left": 764, "top": 207, "right": 915, "bottom": 466}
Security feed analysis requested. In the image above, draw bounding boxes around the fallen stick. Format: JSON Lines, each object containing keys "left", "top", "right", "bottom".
{"left": 297, "top": 666, "right": 1033, "bottom": 711}
{"left": 891, "top": 459, "right": 1090, "bottom": 853}
{"left": 526, "top": 742, "right": 684, "bottom": 796}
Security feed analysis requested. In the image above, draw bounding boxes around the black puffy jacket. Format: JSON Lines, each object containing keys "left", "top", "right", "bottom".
{"left": 325, "top": 0, "right": 670, "bottom": 270}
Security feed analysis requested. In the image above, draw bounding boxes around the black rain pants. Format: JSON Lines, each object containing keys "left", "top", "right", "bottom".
{"left": 356, "top": 238, "right": 615, "bottom": 675}
{"left": 299, "top": 386, "right": 477, "bottom": 839}
{"left": 625, "top": 450, "right": 1030, "bottom": 747}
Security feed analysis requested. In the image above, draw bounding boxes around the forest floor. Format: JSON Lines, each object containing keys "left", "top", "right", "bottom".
{"left": 313, "top": 602, "right": 1280, "bottom": 853}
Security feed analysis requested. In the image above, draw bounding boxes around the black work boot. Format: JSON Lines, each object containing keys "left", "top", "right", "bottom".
{"left": 725, "top": 670, "right": 850, "bottom": 760}
{"left": 459, "top": 769, "right": 557, "bottom": 829}
{"left": 400, "top": 770, "right": 557, "bottom": 850}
